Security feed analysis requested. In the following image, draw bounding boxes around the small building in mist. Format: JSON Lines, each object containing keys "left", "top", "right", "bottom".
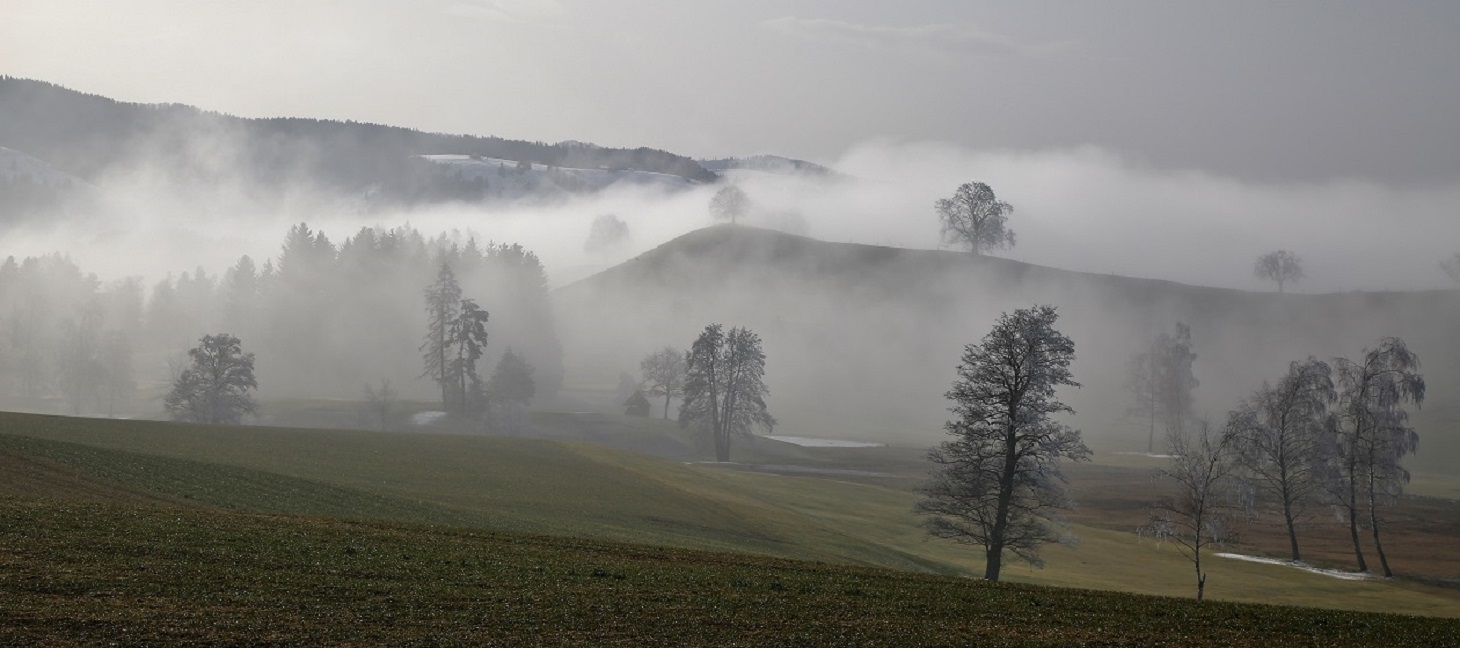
{"left": 624, "top": 390, "right": 651, "bottom": 417}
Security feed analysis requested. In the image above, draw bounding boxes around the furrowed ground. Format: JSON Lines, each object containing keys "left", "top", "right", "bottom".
{"left": 2, "top": 499, "right": 1458, "bottom": 647}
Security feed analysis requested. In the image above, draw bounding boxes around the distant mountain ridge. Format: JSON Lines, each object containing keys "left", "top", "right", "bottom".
{"left": 0, "top": 77, "right": 719, "bottom": 207}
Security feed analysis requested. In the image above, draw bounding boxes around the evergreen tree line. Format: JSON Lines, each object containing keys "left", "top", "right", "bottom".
{"left": 0, "top": 222, "right": 562, "bottom": 413}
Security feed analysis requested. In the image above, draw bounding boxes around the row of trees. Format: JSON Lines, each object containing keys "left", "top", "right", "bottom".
{"left": 1148, "top": 338, "right": 1425, "bottom": 600}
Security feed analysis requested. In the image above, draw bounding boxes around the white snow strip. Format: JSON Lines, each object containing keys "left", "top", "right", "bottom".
{"left": 1214, "top": 553, "right": 1380, "bottom": 580}
{"left": 410, "top": 411, "right": 447, "bottom": 426}
{"left": 764, "top": 435, "right": 885, "bottom": 448}
{"left": 1112, "top": 451, "right": 1177, "bottom": 459}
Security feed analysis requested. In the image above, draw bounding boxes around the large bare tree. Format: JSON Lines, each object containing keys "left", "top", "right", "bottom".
{"left": 1331, "top": 338, "right": 1424, "bottom": 576}
{"left": 1228, "top": 357, "right": 1335, "bottom": 562}
{"left": 1146, "top": 420, "right": 1239, "bottom": 601}
{"left": 679, "top": 324, "right": 773, "bottom": 462}
{"left": 914, "top": 305, "right": 1089, "bottom": 581}
{"left": 935, "top": 181, "right": 1016, "bottom": 255}
{"left": 1253, "top": 250, "right": 1304, "bottom": 293}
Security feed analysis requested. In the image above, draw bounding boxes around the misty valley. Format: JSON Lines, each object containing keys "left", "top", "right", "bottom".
{"left": 1, "top": 76, "right": 1459, "bottom": 646}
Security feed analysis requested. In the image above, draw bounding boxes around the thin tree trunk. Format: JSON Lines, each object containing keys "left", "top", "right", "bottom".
{"left": 1347, "top": 484, "right": 1368, "bottom": 573}
{"left": 1368, "top": 478, "right": 1394, "bottom": 577}
{"left": 1195, "top": 548, "right": 1205, "bottom": 601}
{"left": 663, "top": 393, "right": 670, "bottom": 419}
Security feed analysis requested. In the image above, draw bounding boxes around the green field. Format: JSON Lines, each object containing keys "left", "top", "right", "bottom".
{"left": 1, "top": 410, "right": 1459, "bottom": 644}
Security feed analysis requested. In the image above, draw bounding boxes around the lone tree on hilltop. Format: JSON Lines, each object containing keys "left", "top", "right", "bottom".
{"left": 1254, "top": 250, "right": 1304, "bottom": 293}
{"left": 709, "top": 185, "right": 749, "bottom": 224}
{"left": 1125, "top": 323, "right": 1199, "bottom": 453}
{"left": 679, "top": 324, "right": 773, "bottom": 462}
{"left": 914, "top": 305, "right": 1089, "bottom": 581}
{"left": 936, "top": 181, "right": 1016, "bottom": 255}
{"left": 1330, "top": 338, "right": 1424, "bottom": 577}
{"left": 1228, "top": 358, "right": 1335, "bottom": 562}
{"left": 165, "top": 333, "right": 258, "bottom": 424}
{"left": 1145, "top": 420, "right": 1239, "bottom": 601}
{"left": 584, "top": 213, "right": 630, "bottom": 254}
{"left": 640, "top": 346, "right": 687, "bottom": 419}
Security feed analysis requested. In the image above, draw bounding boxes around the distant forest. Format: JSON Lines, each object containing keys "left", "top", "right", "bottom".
{"left": 0, "top": 223, "right": 563, "bottom": 414}
{"left": 0, "top": 77, "right": 716, "bottom": 208}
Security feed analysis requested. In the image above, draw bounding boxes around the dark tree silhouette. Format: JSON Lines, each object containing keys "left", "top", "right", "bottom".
{"left": 936, "top": 181, "right": 1016, "bottom": 255}
{"left": 914, "top": 305, "right": 1088, "bottom": 581}
{"left": 165, "top": 333, "right": 258, "bottom": 424}
{"left": 679, "top": 324, "right": 773, "bottom": 462}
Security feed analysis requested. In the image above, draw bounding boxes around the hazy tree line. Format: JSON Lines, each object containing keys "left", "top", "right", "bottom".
{"left": 0, "top": 222, "right": 561, "bottom": 414}
{"left": 1143, "top": 335, "right": 1426, "bottom": 599}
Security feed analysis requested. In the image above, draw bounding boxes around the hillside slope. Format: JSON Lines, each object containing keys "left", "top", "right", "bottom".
{"left": 553, "top": 226, "right": 1460, "bottom": 472}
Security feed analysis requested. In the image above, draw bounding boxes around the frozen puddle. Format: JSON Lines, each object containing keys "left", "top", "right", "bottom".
{"left": 765, "top": 435, "right": 885, "bottom": 448}
{"left": 1214, "top": 553, "right": 1379, "bottom": 580}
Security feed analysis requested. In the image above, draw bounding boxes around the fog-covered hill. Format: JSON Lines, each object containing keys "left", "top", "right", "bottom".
{"left": 554, "top": 226, "right": 1460, "bottom": 473}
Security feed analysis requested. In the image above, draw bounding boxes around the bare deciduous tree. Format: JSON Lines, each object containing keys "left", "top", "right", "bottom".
{"left": 640, "top": 346, "right": 687, "bottom": 419}
{"left": 363, "top": 379, "right": 396, "bottom": 431}
{"left": 679, "top": 324, "right": 773, "bottom": 462}
{"left": 1254, "top": 250, "right": 1304, "bottom": 293}
{"left": 914, "top": 305, "right": 1089, "bottom": 581}
{"left": 1228, "top": 357, "right": 1335, "bottom": 562}
{"left": 1145, "top": 420, "right": 1239, "bottom": 601}
{"left": 1331, "top": 338, "right": 1424, "bottom": 576}
{"left": 936, "top": 181, "right": 1016, "bottom": 255}
{"left": 709, "top": 185, "right": 749, "bottom": 224}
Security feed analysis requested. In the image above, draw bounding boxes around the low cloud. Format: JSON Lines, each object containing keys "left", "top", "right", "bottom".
{"left": 760, "top": 16, "right": 1069, "bottom": 58}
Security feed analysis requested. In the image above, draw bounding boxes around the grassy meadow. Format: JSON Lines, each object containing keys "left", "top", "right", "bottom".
{"left": 1, "top": 409, "right": 1459, "bottom": 627}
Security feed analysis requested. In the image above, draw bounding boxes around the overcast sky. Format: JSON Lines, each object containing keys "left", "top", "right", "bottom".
{"left": 4, "top": 0, "right": 1460, "bottom": 185}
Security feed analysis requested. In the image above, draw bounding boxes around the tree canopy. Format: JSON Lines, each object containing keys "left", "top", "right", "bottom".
{"left": 164, "top": 333, "right": 258, "bottom": 425}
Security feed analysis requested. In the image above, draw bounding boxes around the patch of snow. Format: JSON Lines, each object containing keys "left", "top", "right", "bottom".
{"left": 1113, "top": 451, "right": 1177, "bottom": 459}
{"left": 416, "top": 154, "right": 699, "bottom": 199}
{"left": 410, "top": 411, "right": 447, "bottom": 426}
{"left": 1214, "top": 553, "right": 1380, "bottom": 580}
{"left": 765, "top": 435, "right": 884, "bottom": 448}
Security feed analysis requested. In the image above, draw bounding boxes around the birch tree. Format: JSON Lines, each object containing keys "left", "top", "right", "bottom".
{"left": 1331, "top": 338, "right": 1424, "bottom": 576}
{"left": 1228, "top": 358, "right": 1335, "bottom": 562}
